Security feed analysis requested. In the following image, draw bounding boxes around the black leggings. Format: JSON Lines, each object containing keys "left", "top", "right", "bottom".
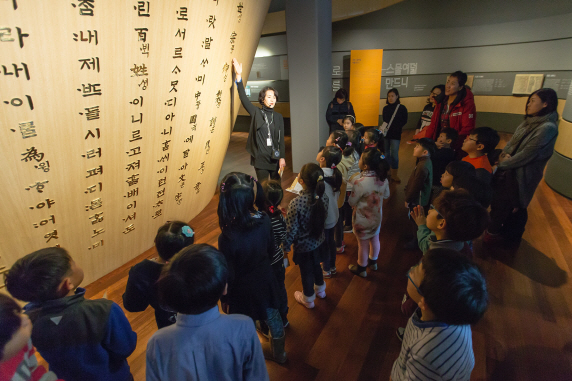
{"left": 255, "top": 167, "right": 280, "bottom": 182}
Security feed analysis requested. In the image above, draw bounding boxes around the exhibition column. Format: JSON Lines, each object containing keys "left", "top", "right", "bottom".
{"left": 545, "top": 85, "right": 572, "bottom": 199}
{"left": 285, "top": 0, "right": 332, "bottom": 172}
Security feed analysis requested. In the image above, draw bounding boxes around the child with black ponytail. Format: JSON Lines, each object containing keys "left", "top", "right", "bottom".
{"left": 348, "top": 148, "right": 391, "bottom": 277}
{"left": 284, "top": 163, "right": 329, "bottom": 309}
{"left": 363, "top": 128, "right": 385, "bottom": 152}
{"left": 261, "top": 180, "right": 289, "bottom": 326}
{"left": 316, "top": 146, "right": 343, "bottom": 278}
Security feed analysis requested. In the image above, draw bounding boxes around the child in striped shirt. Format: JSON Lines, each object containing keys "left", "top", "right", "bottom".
{"left": 262, "top": 180, "right": 289, "bottom": 326}
{"left": 391, "top": 248, "right": 488, "bottom": 381}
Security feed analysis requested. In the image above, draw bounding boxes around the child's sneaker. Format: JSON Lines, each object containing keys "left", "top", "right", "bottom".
{"left": 330, "top": 266, "right": 337, "bottom": 275}
{"left": 396, "top": 327, "right": 405, "bottom": 342}
{"left": 322, "top": 270, "right": 331, "bottom": 279}
{"left": 368, "top": 259, "right": 378, "bottom": 271}
{"left": 294, "top": 291, "right": 315, "bottom": 309}
{"left": 314, "top": 283, "right": 326, "bottom": 299}
{"left": 348, "top": 264, "right": 367, "bottom": 278}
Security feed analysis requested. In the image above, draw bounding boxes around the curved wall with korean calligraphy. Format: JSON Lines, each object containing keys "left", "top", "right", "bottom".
{"left": 0, "top": 0, "right": 271, "bottom": 286}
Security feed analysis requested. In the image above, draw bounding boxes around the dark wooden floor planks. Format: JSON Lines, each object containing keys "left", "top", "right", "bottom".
{"left": 38, "top": 131, "right": 572, "bottom": 381}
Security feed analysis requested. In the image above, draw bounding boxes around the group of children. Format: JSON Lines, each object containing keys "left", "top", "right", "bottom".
{"left": 0, "top": 116, "right": 496, "bottom": 381}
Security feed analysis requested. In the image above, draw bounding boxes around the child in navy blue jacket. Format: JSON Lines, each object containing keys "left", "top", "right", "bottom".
{"left": 5, "top": 247, "right": 137, "bottom": 381}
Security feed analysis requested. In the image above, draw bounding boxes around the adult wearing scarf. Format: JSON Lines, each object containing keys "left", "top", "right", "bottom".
{"left": 484, "top": 88, "right": 559, "bottom": 246}
{"left": 233, "top": 58, "right": 286, "bottom": 182}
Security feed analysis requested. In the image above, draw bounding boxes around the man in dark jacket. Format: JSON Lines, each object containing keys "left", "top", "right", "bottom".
{"left": 326, "top": 88, "right": 356, "bottom": 133}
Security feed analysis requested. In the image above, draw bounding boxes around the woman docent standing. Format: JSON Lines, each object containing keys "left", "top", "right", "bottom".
{"left": 326, "top": 89, "right": 356, "bottom": 133}
{"left": 233, "top": 58, "right": 286, "bottom": 182}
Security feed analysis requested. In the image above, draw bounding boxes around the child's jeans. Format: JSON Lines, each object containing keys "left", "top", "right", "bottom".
{"left": 357, "top": 233, "right": 380, "bottom": 267}
{"left": 322, "top": 227, "right": 336, "bottom": 272}
{"left": 296, "top": 246, "right": 325, "bottom": 297}
{"left": 271, "top": 260, "right": 289, "bottom": 322}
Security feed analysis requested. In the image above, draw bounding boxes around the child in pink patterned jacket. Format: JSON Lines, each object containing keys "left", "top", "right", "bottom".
{"left": 348, "top": 148, "right": 390, "bottom": 277}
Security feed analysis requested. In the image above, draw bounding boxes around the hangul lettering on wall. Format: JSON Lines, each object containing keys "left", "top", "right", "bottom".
{"left": 81, "top": 147, "right": 101, "bottom": 159}
{"left": 195, "top": 91, "right": 201, "bottom": 109}
{"left": 71, "top": 0, "right": 94, "bottom": 16}
{"left": 409, "top": 63, "right": 417, "bottom": 75}
{"left": 177, "top": 7, "right": 188, "bottom": 21}
{"left": 5, "top": 0, "right": 18, "bottom": 10}
{"left": 84, "top": 182, "right": 102, "bottom": 194}
{"left": 85, "top": 197, "right": 103, "bottom": 211}
{"left": 237, "top": 2, "right": 244, "bottom": 22}
{"left": 130, "top": 96, "right": 143, "bottom": 107}
{"left": 91, "top": 228, "right": 105, "bottom": 238}
{"left": 138, "top": 78, "right": 148, "bottom": 90}
{"left": 88, "top": 239, "right": 104, "bottom": 250}
{"left": 85, "top": 128, "right": 100, "bottom": 139}
{"left": 34, "top": 161, "right": 49, "bottom": 172}
{"left": 175, "top": 192, "right": 182, "bottom": 205}
{"left": 21, "top": 146, "right": 44, "bottom": 162}
{"left": 134, "top": 1, "right": 149, "bottom": 17}
{"left": 131, "top": 113, "right": 142, "bottom": 123}
{"left": 384, "top": 64, "right": 394, "bottom": 75}
{"left": 157, "top": 153, "right": 169, "bottom": 162}
{"left": 126, "top": 200, "right": 137, "bottom": 209}
{"left": 189, "top": 114, "right": 197, "bottom": 130}
{"left": 395, "top": 63, "right": 402, "bottom": 76}
{"left": 127, "top": 147, "right": 141, "bottom": 156}
{"left": 78, "top": 83, "right": 101, "bottom": 97}
{"left": 206, "top": 15, "right": 216, "bottom": 28}
{"left": 79, "top": 57, "right": 100, "bottom": 72}
{"left": 195, "top": 75, "right": 205, "bottom": 85}
{"left": 73, "top": 30, "right": 98, "bottom": 45}
{"left": 89, "top": 212, "right": 104, "bottom": 225}
{"left": 161, "top": 127, "right": 172, "bottom": 135}
{"left": 28, "top": 198, "right": 55, "bottom": 210}
{"left": 182, "top": 149, "right": 189, "bottom": 159}
{"left": 44, "top": 229, "right": 59, "bottom": 243}
{"left": 140, "top": 44, "right": 149, "bottom": 57}
{"left": 198, "top": 161, "right": 205, "bottom": 174}
{"left": 86, "top": 165, "right": 103, "bottom": 178}
{"left": 175, "top": 28, "right": 186, "bottom": 40}
{"left": 157, "top": 188, "right": 165, "bottom": 198}
{"left": 126, "top": 174, "right": 139, "bottom": 186}
{"left": 157, "top": 166, "right": 167, "bottom": 173}
{"left": 332, "top": 80, "right": 341, "bottom": 92}
{"left": 172, "top": 66, "right": 181, "bottom": 74}
{"left": 123, "top": 212, "right": 136, "bottom": 222}
{"left": 80, "top": 106, "right": 100, "bottom": 121}
{"left": 25, "top": 180, "right": 49, "bottom": 193}
{"left": 209, "top": 117, "right": 216, "bottom": 133}
{"left": 173, "top": 47, "right": 182, "bottom": 59}
{"left": 170, "top": 80, "right": 178, "bottom": 93}
{"left": 33, "top": 214, "right": 56, "bottom": 228}
{"left": 332, "top": 65, "right": 341, "bottom": 76}
{"left": 124, "top": 188, "right": 139, "bottom": 198}
{"left": 215, "top": 90, "right": 222, "bottom": 108}
{"left": 162, "top": 140, "right": 170, "bottom": 151}
{"left": 0, "top": 27, "right": 29, "bottom": 48}
{"left": 194, "top": 182, "right": 201, "bottom": 194}
{"left": 200, "top": 59, "right": 208, "bottom": 68}
{"left": 205, "top": 140, "right": 210, "bottom": 154}
{"left": 402, "top": 63, "right": 409, "bottom": 74}
{"left": 202, "top": 37, "right": 213, "bottom": 49}
{"left": 184, "top": 135, "right": 193, "bottom": 144}
{"left": 4, "top": 95, "right": 34, "bottom": 110}
{"left": 158, "top": 177, "right": 166, "bottom": 187}
{"left": 165, "top": 112, "right": 175, "bottom": 121}
{"left": 2, "top": 62, "right": 30, "bottom": 80}
{"left": 126, "top": 160, "right": 140, "bottom": 171}
{"left": 229, "top": 31, "right": 237, "bottom": 52}
{"left": 152, "top": 209, "right": 162, "bottom": 219}
{"left": 18, "top": 121, "right": 36, "bottom": 138}
{"left": 165, "top": 97, "right": 176, "bottom": 107}
{"left": 123, "top": 224, "right": 135, "bottom": 234}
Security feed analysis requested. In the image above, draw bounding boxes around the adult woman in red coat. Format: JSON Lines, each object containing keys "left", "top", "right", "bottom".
{"left": 423, "top": 71, "right": 476, "bottom": 153}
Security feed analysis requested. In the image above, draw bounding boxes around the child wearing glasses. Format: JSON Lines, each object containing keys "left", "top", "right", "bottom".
{"left": 392, "top": 248, "right": 488, "bottom": 381}
{"left": 461, "top": 127, "right": 500, "bottom": 173}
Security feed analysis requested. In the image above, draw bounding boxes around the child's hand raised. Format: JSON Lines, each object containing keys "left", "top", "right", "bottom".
{"left": 410, "top": 205, "right": 426, "bottom": 226}
{"left": 232, "top": 58, "right": 242, "bottom": 75}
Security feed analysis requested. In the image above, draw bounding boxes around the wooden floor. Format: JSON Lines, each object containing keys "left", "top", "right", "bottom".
{"left": 72, "top": 131, "right": 572, "bottom": 381}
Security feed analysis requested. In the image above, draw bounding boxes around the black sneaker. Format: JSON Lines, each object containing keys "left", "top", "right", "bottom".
{"left": 396, "top": 327, "right": 405, "bottom": 342}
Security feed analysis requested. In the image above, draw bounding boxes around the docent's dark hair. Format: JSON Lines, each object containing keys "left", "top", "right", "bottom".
{"left": 299, "top": 163, "right": 327, "bottom": 239}
{"left": 155, "top": 221, "right": 195, "bottom": 261}
{"left": 335, "top": 88, "right": 348, "bottom": 101}
{"left": 5, "top": 247, "right": 72, "bottom": 303}
{"left": 158, "top": 244, "right": 228, "bottom": 315}
{"left": 420, "top": 248, "right": 488, "bottom": 325}
{"left": 258, "top": 86, "right": 279, "bottom": 105}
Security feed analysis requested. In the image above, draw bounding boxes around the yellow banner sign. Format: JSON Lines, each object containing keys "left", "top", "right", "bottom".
{"left": 349, "top": 50, "right": 384, "bottom": 126}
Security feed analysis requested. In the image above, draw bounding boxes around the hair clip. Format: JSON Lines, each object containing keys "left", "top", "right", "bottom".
{"left": 347, "top": 142, "right": 352, "bottom": 146}
{"left": 249, "top": 175, "right": 257, "bottom": 182}
{"left": 269, "top": 205, "right": 275, "bottom": 214}
{"left": 317, "top": 175, "right": 323, "bottom": 182}
{"left": 182, "top": 226, "right": 194, "bottom": 238}
{"left": 381, "top": 154, "right": 386, "bottom": 159}
{"left": 315, "top": 195, "right": 319, "bottom": 199}
{"left": 331, "top": 163, "right": 336, "bottom": 169}
{"left": 221, "top": 182, "right": 226, "bottom": 191}
{"left": 334, "top": 144, "right": 343, "bottom": 151}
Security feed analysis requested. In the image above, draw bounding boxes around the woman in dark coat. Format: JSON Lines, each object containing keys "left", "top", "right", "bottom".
{"left": 382, "top": 88, "right": 408, "bottom": 182}
{"left": 326, "top": 88, "right": 356, "bottom": 133}
{"left": 484, "top": 88, "right": 559, "bottom": 246}
{"left": 233, "top": 58, "right": 286, "bottom": 182}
